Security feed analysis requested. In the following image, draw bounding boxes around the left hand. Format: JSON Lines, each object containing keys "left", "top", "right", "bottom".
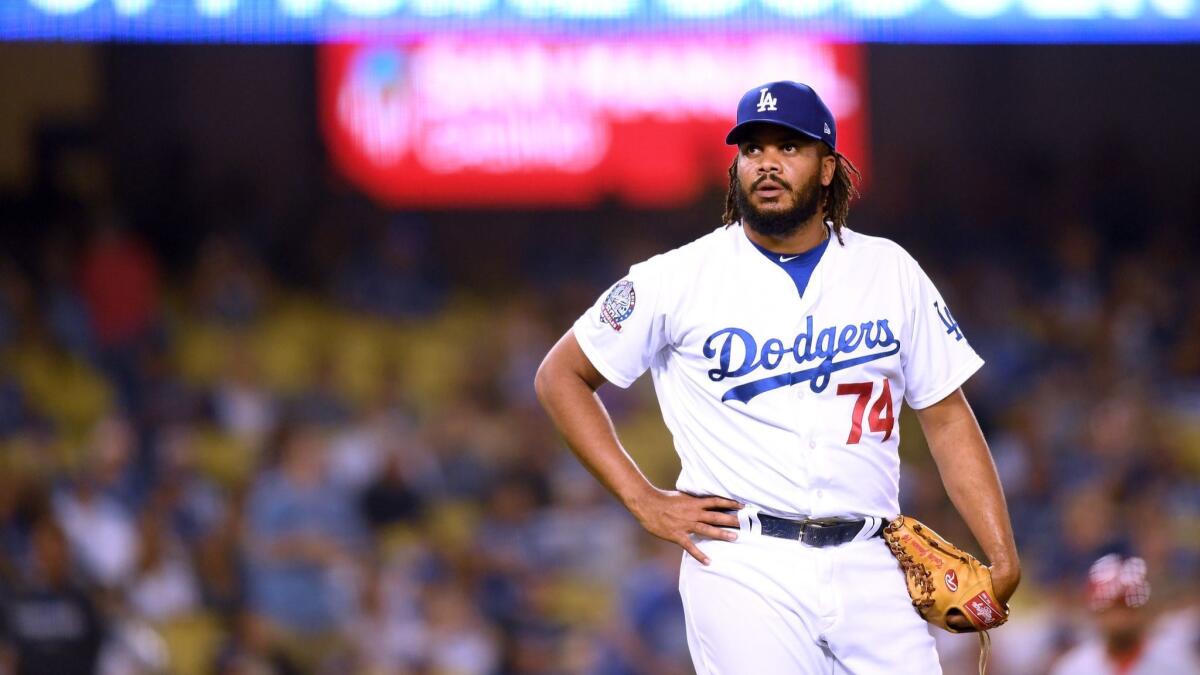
{"left": 945, "top": 562, "right": 1022, "bottom": 629}
{"left": 990, "top": 562, "right": 1021, "bottom": 607}
{"left": 945, "top": 563, "right": 1020, "bottom": 632}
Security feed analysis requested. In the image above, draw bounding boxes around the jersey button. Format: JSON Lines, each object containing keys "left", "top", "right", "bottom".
{"left": 809, "top": 440, "right": 816, "bottom": 449}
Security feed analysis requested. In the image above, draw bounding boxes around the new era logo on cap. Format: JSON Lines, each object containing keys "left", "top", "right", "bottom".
{"left": 726, "top": 81, "right": 836, "bottom": 151}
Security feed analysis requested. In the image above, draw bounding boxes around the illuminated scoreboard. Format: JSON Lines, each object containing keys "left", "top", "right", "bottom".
{"left": 3, "top": 0, "right": 1198, "bottom": 42}
{"left": 9, "top": 0, "right": 1194, "bottom": 207}
{"left": 319, "top": 37, "right": 867, "bottom": 208}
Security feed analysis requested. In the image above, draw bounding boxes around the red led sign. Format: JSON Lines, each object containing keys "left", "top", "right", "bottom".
{"left": 319, "top": 37, "right": 867, "bottom": 208}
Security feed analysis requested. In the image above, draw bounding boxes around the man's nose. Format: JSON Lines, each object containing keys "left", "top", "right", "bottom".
{"left": 756, "top": 149, "right": 782, "bottom": 173}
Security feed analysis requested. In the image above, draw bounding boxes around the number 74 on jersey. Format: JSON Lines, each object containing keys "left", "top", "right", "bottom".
{"left": 836, "top": 378, "right": 895, "bottom": 444}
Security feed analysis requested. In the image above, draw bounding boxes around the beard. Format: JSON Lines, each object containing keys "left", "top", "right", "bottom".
{"left": 735, "top": 171, "right": 824, "bottom": 238}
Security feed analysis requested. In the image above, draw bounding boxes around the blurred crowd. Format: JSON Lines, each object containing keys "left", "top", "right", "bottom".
{"left": 1, "top": 141, "right": 1199, "bottom": 675}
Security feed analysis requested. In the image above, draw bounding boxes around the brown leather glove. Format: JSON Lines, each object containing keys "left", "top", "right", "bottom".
{"left": 882, "top": 515, "right": 1009, "bottom": 633}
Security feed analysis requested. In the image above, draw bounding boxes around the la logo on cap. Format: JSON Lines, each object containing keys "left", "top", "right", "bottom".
{"left": 756, "top": 87, "right": 778, "bottom": 112}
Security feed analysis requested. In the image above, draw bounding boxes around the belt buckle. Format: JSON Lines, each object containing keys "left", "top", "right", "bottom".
{"left": 800, "top": 518, "right": 849, "bottom": 547}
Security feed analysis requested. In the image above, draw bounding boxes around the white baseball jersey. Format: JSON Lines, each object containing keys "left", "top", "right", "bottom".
{"left": 573, "top": 223, "right": 982, "bottom": 520}
{"left": 1050, "top": 636, "right": 1200, "bottom": 675}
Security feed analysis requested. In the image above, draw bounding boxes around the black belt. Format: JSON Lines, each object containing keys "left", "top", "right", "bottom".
{"left": 741, "top": 513, "right": 885, "bottom": 547}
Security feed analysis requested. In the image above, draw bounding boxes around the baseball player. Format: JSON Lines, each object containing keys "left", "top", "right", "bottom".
{"left": 1050, "top": 554, "right": 1200, "bottom": 675}
{"left": 535, "top": 81, "right": 1019, "bottom": 673}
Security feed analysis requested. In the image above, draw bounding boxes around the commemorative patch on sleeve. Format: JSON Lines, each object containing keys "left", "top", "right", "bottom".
{"left": 600, "top": 280, "right": 636, "bottom": 332}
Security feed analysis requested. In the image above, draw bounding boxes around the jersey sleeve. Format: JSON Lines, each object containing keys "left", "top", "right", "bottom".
{"left": 572, "top": 257, "right": 671, "bottom": 389}
{"left": 900, "top": 256, "right": 984, "bottom": 409}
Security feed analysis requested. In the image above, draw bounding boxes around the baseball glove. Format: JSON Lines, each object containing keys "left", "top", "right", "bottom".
{"left": 882, "top": 515, "right": 1008, "bottom": 633}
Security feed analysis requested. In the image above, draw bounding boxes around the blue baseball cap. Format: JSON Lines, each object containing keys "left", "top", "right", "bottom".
{"left": 725, "top": 81, "right": 836, "bottom": 150}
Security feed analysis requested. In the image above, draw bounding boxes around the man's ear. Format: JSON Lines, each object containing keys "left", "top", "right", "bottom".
{"left": 821, "top": 152, "right": 837, "bottom": 187}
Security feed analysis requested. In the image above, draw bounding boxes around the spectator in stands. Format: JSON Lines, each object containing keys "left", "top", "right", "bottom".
{"left": 52, "top": 419, "right": 140, "bottom": 589}
{"left": 212, "top": 339, "right": 277, "bottom": 453}
{"left": 359, "top": 441, "right": 426, "bottom": 533}
{"left": 0, "top": 518, "right": 106, "bottom": 675}
{"left": 125, "top": 510, "right": 201, "bottom": 624}
{"left": 244, "top": 419, "right": 364, "bottom": 669}
{"left": 422, "top": 580, "right": 501, "bottom": 675}
{"left": 78, "top": 220, "right": 162, "bottom": 412}
{"left": 1050, "top": 553, "right": 1200, "bottom": 674}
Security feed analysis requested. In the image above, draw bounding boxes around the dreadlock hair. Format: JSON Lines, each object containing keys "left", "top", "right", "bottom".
{"left": 721, "top": 144, "right": 862, "bottom": 245}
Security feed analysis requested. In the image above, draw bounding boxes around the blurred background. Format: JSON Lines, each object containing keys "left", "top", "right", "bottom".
{"left": 1, "top": 3, "right": 1199, "bottom": 674}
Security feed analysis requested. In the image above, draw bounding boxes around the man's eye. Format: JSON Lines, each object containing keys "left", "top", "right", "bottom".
{"left": 783, "top": 144, "right": 797, "bottom": 152}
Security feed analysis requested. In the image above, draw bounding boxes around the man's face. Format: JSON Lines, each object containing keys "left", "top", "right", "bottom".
{"left": 734, "top": 124, "right": 834, "bottom": 238}
{"left": 1096, "top": 604, "right": 1145, "bottom": 646}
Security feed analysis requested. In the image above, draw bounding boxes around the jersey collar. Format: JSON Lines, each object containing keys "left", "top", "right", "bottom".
{"left": 736, "top": 221, "right": 841, "bottom": 312}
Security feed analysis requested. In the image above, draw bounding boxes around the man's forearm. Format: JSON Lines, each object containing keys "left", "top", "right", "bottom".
{"left": 917, "top": 391, "right": 1019, "bottom": 573}
{"left": 535, "top": 331, "right": 742, "bottom": 565}
{"left": 534, "top": 344, "right": 657, "bottom": 512}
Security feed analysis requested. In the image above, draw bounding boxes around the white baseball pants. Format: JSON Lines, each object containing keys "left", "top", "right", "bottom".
{"left": 679, "top": 509, "right": 942, "bottom": 675}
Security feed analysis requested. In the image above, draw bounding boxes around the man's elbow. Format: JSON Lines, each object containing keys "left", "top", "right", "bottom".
{"left": 535, "top": 332, "right": 602, "bottom": 406}
{"left": 533, "top": 355, "right": 557, "bottom": 407}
